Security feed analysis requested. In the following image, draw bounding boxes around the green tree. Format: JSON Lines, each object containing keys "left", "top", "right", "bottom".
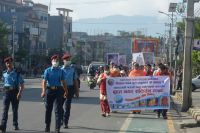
{"left": 177, "top": 20, "right": 200, "bottom": 76}
{"left": 0, "top": 20, "right": 9, "bottom": 60}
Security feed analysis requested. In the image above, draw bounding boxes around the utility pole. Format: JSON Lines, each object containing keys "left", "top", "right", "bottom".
{"left": 169, "top": 23, "right": 172, "bottom": 69}
{"left": 181, "top": 0, "right": 197, "bottom": 111}
{"left": 12, "top": 15, "right": 17, "bottom": 64}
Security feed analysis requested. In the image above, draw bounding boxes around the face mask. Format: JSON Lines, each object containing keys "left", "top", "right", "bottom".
{"left": 64, "top": 60, "right": 71, "bottom": 66}
{"left": 52, "top": 61, "right": 59, "bottom": 67}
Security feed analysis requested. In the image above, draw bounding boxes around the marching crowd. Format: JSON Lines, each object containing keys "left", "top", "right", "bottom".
{"left": 95, "top": 61, "right": 181, "bottom": 119}
{"left": 0, "top": 53, "right": 182, "bottom": 133}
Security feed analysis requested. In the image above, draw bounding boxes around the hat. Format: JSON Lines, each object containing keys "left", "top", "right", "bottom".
{"left": 4, "top": 56, "right": 13, "bottom": 63}
{"left": 51, "top": 54, "right": 59, "bottom": 60}
{"left": 62, "top": 53, "right": 71, "bottom": 60}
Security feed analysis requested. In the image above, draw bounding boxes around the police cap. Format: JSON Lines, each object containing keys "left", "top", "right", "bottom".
{"left": 4, "top": 56, "right": 13, "bottom": 63}
{"left": 62, "top": 53, "right": 71, "bottom": 60}
{"left": 51, "top": 54, "right": 59, "bottom": 60}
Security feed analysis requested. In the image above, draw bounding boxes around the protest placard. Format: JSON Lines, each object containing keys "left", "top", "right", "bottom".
{"left": 106, "top": 76, "right": 170, "bottom": 111}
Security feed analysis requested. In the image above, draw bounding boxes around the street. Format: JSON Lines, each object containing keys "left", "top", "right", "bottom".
{"left": 0, "top": 78, "right": 182, "bottom": 133}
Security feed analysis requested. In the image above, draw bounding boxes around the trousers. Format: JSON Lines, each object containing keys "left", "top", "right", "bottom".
{"left": 45, "top": 88, "right": 62, "bottom": 129}
{"left": 1, "top": 90, "right": 19, "bottom": 129}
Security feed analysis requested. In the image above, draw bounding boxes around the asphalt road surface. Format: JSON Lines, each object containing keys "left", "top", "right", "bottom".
{"left": 0, "top": 78, "right": 184, "bottom": 133}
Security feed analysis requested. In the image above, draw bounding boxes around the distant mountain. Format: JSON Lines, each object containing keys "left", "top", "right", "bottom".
{"left": 72, "top": 15, "right": 167, "bottom": 36}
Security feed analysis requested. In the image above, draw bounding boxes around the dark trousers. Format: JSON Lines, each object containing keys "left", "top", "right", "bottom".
{"left": 157, "top": 109, "right": 167, "bottom": 117}
{"left": 1, "top": 90, "right": 19, "bottom": 129}
{"left": 45, "top": 89, "right": 62, "bottom": 129}
{"left": 62, "top": 86, "right": 75, "bottom": 126}
{"left": 176, "top": 82, "right": 182, "bottom": 90}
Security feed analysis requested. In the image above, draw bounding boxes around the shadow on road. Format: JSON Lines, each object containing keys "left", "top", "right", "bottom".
{"left": 73, "top": 96, "right": 99, "bottom": 105}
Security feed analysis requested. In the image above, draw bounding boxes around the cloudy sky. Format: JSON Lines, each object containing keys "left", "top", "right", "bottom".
{"left": 32, "top": 0, "right": 183, "bottom": 20}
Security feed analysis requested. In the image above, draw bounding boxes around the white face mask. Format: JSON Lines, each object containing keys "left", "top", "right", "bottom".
{"left": 64, "top": 60, "right": 71, "bottom": 66}
{"left": 52, "top": 61, "right": 59, "bottom": 67}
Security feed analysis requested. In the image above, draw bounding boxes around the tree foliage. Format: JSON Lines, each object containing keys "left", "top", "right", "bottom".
{"left": 0, "top": 20, "right": 9, "bottom": 59}
{"left": 177, "top": 19, "right": 200, "bottom": 76}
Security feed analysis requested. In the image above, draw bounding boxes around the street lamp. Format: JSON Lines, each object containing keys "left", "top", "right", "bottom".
{"left": 156, "top": 33, "right": 168, "bottom": 63}
{"left": 158, "top": 11, "right": 174, "bottom": 69}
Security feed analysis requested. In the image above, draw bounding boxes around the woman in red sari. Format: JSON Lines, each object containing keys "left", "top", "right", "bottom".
{"left": 97, "top": 65, "right": 110, "bottom": 117}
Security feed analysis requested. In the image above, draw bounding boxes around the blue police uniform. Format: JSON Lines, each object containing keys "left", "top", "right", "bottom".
{"left": 1, "top": 69, "right": 24, "bottom": 130}
{"left": 61, "top": 65, "right": 77, "bottom": 127}
{"left": 43, "top": 66, "right": 65, "bottom": 131}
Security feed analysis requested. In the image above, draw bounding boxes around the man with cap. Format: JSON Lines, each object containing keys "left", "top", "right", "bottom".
{"left": 41, "top": 54, "right": 68, "bottom": 133}
{"left": 0, "top": 57, "right": 24, "bottom": 133}
{"left": 61, "top": 53, "right": 79, "bottom": 129}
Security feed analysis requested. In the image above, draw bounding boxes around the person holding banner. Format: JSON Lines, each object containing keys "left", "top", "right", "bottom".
{"left": 145, "top": 64, "right": 153, "bottom": 76}
{"left": 110, "top": 65, "right": 120, "bottom": 77}
{"left": 155, "top": 64, "right": 168, "bottom": 119}
{"left": 97, "top": 65, "right": 110, "bottom": 117}
{"left": 129, "top": 63, "right": 145, "bottom": 114}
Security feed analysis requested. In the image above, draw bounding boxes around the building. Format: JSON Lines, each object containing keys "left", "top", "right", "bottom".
{"left": 47, "top": 8, "right": 73, "bottom": 54}
{"left": 33, "top": 3, "right": 48, "bottom": 55}
{"left": 0, "top": 0, "right": 49, "bottom": 70}
{"left": 0, "top": 0, "right": 22, "bottom": 13}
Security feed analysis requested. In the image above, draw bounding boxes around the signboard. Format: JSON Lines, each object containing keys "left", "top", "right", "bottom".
{"left": 118, "top": 55, "right": 126, "bottom": 66}
{"left": 193, "top": 39, "right": 200, "bottom": 51}
{"left": 106, "top": 76, "right": 170, "bottom": 111}
{"left": 132, "top": 53, "right": 144, "bottom": 65}
{"left": 132, "top": 52, "right": 155, "bottom": 65}
{"left": 107, "top": 53, "right": 119, "bottom": 65}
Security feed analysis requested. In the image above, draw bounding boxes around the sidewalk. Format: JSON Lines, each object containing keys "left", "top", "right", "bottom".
{"left": 172, "top": 89, "right": 200, "bottom": 129}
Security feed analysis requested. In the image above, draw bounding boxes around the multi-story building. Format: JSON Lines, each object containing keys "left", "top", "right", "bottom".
{"left": 33, "top": 3, "right": 48, "bottom": 55}
{"left": 47, "top": 8, "right": 73, "bottom": 54}
{"left": 0, "top": 0, "right": 49, "bottom": 70}
{"left": 0, "top": 0, "right": 22, "bottom": 13}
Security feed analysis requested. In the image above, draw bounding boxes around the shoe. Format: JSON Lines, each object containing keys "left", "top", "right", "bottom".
{"left": 0, "top": 125, "right": 6, "bottom": 133}
{"left": 156, "top": 114, "right": 160, "bottom": 118}
{"left": 55, "top": 129, "right": 60, "bottom": 133}
{"left": 106, "top": 113, "right": 110, "bottom": 117}
{"left": 45, "top": 127, "right": 50, "bottom": 132}
{"left": 64, "top": 124, "right": 68, "bottom": 129}
{"left": 101, "top": 113, "right": 106, "bottom": 117}
{"left": 14, "top": 126, "right": 19, "bottom": 130}
{"left": 163, "top": 116, "right": 167, "bottom": 119}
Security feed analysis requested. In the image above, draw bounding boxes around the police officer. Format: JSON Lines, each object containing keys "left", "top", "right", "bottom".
{"left": 61, "top": 53, "right": 79, "bottom": 129}
{"left": 0, "top": 57, "right": 24, "bottom": 133}
{"left": 41, "top": 55, "right": 68, "bottom": 133}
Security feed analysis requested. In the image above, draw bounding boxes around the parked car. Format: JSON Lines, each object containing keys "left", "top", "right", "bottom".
{"left": 192, "top": 75, "right": 200, "bottom": 91}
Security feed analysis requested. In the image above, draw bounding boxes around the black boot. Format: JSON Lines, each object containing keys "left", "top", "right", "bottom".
{"left": 64, "top": 122, "right": 68, "bottom": 129}
{"left": 0, "top": 125, "right": 6, "bottom": 133}
{"left": 55, "top": 128, "right": 60, "bottom": 133}
{"left": 14, "top": 126, "right": 19, "bottom": 130}
{"left": 45, "top": 125, "right": 50, "bottom": 132}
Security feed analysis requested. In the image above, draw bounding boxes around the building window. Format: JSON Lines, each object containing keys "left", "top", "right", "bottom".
{"left": 3, "top": 5, "right": 6, "bottom": 12}
{"left": 0, "top": 5, "right": 1, "bottom": 12}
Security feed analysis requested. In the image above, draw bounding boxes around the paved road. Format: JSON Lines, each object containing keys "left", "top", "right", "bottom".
{"left": 0, "top": 78, "right": 184, "bottom": 133}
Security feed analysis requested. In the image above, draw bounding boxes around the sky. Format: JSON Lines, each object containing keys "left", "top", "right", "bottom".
{"left": 32, "top": 0, "right": 183, "bottom": 20}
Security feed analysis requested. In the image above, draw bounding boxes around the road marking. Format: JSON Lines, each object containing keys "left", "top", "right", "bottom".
{"left": 167, "top": 112, "right": 176, "bottom": 133}
{"left": 119, "top": 113, "right": 134, "bottom": 133}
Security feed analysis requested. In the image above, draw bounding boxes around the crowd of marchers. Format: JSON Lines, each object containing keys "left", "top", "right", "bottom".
{"left": 93, "top": 61, "right": 183, "bottom": 118}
